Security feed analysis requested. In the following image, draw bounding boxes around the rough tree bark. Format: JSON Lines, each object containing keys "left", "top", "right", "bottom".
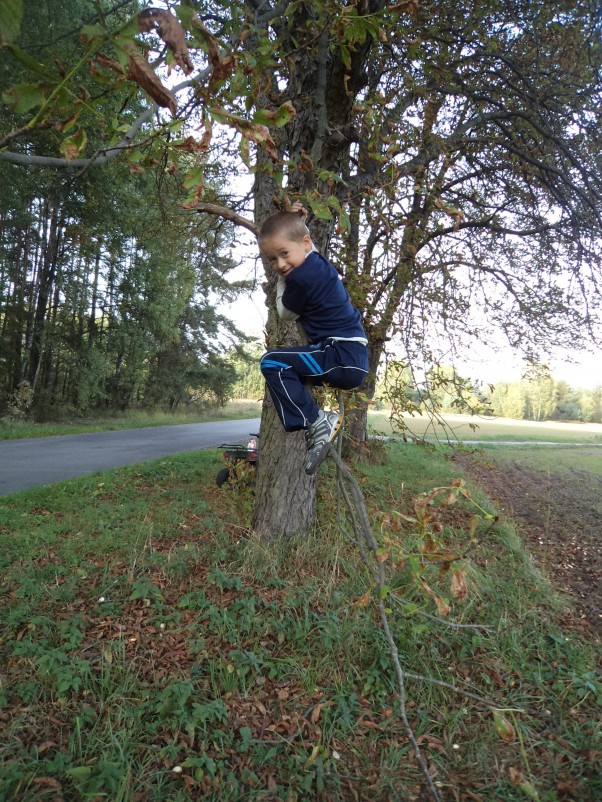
{"left": 251, "top": 167, "right": 317, "bottom": 538}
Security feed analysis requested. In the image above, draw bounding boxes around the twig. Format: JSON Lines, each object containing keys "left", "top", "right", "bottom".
{"left": 403, "top": 671, "right": 511, "bottom": 709}
{"left": 330, "top": 447, "right": 442, "bottom": 802}
{"left": 390, "top": 593, "right": 494, "bottom": 631}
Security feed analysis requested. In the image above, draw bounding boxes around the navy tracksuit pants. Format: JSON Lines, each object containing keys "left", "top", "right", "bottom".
{"left": 260, "top": 338, "right": 369, "bottom": 432}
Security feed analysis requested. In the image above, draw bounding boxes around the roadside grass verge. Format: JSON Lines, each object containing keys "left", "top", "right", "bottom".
{"left": 0, "top": 445, "right": 600, "bottom": 801}
{"left": 368, "top": 411, "right": 602, "bottom": 443}
{"left": 0, "top": 401, "right": 262, "bottom": 440}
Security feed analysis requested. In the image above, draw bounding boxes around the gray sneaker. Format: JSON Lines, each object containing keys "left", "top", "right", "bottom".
{"left": 304, "top": 411, "right": 341, "bottom": 475}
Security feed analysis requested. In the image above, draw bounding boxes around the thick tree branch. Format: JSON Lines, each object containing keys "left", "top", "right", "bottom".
{"left": 0, "top": 106, "right": 156, "bottom": 168}
{"left": 191, "top": 202, "right": 258, "bottom": 236}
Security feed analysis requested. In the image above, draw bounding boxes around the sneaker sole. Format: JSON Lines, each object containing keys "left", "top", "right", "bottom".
{"left": 304, "top": 415, "right": 342, "bottom": 476}
{"left": 305, "top": 442, "right": 332, "bottom": 476}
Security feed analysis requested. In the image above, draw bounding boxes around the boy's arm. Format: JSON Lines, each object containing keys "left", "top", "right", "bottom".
{"left": 276, "top": 277, "right": 300, "bottom": 321}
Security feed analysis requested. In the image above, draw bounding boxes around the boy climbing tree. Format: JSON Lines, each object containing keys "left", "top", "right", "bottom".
{"left": 258, "top": 204, "right": 369, "bottom": 475}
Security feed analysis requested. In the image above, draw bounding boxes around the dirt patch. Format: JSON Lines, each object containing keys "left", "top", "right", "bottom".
{"left": 456, "top": 452, "right": 601, "bottom": 642}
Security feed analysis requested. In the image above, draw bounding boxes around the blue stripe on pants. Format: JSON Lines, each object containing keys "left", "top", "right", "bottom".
{"left": 260, "top": 340, "right": 369, "bottom": 431}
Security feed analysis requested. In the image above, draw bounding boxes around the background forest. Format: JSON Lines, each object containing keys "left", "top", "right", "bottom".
{"left": 0, "top": 0, "right": 251, "bottom": 421}
{"left": 0, "top": 157, "right": 251, "bottom": 419}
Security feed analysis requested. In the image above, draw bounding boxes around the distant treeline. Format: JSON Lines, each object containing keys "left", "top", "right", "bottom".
{"left": 486, "top": 377, "right": 601, "bottom": 423}
{"left": 228, "top": 350, "right": 602, "bottom": 424}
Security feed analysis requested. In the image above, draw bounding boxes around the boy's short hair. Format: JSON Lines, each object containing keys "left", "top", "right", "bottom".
{"left": 258, "top": 211, "right": 310, "bottom": 243}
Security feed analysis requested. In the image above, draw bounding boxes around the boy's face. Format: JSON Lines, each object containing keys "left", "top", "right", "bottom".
{"left": 260, "top": 233, "right": 312, "bottom": 279}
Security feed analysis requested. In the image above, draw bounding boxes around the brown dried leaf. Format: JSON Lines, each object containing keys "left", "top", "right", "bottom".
{"left": 37, "top": 741, "right": 58, "bottom": 753}
{"left": 172, "top": 136, "right": 207, "bottom": 153}
{"left": 32, "top": 777, "right": 62, "bottom": 789}
{"left": 418, "top": 577, "right": 451, "bottom": 617}
{"left": 493, "top": 712, "right": 516, "bottom": 743}
{"left": 508, "top": 766, "right": 525, "bottom": 785}
{"left": 192, "top": 17, "right": 220, "bottom": 66}
{"left": 127, "top": 161, "right": 146, "bottom": 174}
{"left": 138, "top": 8, "right": 193, "bottom": 74}
{"left": 127, "top": 52, "right": 177, "bottom": 116}
{"left": 211, "top": 106, "right": 279, "bottom": 161}
{"left": 94, "top": 52, "right": 125, "bottom": 77}
{"left": 356, "top": 590, "right": 372, "bottom": 607}
{"left": 450, "top": 567, "right": 468, "bottom": 601}
{"left": 199, "top": 120, "right": 213, "bottom": 151}
{"left": 211, "top": 55, "right": 236, "bottom": 86}
{"left": 247, "top": 123, "right": 278, "bottom": 161}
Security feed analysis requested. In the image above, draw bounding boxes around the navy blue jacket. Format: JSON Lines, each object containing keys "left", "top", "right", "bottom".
{"left": 281, "top": 252, "right": 367, "bottom": 344}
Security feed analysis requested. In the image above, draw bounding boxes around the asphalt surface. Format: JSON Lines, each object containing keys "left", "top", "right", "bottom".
{"left": 0, "top": 419, "right": 261, "bottom": 496}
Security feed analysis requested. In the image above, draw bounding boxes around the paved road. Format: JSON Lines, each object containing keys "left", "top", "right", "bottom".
{"left": 0, "top": 419, "right": 261, "bottom": 496}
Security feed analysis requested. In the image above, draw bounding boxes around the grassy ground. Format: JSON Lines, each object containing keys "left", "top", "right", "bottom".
{"left": 368, "top": 411, "right": 602, "bottom": 443}
{"left": 0, "top": 401, "right": 262, "bottom": 440}
{"left": 0, "top": 443, "right": 600, "bottom": 801}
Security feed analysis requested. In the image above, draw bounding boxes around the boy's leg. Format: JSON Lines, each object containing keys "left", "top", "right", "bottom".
{"left": 260, "top": 346, "right": 321, "bottom": 431}
{"left": 299, "top": 340, "right": 369, "bottom": 474}
{"left": 261, "top": 340, "right": 368, "bottom": 474}
{"left": 307, "top": 339, "right": 369, "bottom": 391}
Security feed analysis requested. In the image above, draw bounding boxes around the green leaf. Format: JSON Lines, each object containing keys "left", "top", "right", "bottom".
{"left": 66, "top": 766, "right": 93, "bottom": 781}
{"left": 2, "top": 82, "right": 45, "bottom": 114}
{"left": 80, "top": 23, "right": 107, "bottom": 39}
{"left": 183, "top": 166, "right": 204, "bottom": 190}
{"left": 0, "top": 0, "right": 23, "bottom": 45}
{"left": 240, "top": 137, "right": 250, "bottom": 167}
{"left": 307, "top": 197, "right": 333, "bottom": 220}
{"left": 239, "top": 726, "right": 253, "bottom": 751}
{"left": 340, "top": 43, "right": 351, "bottom": 69}
{"left": 253, "top": 101, "right": 296, "bottom": 128}
{"left": 338, "top": 210, "right": 351, "bottom": 231}
{"left": 6, "top": 43, "right": 47, "bottom": 76}
{"left": 175, "top": 3, "right": 196, "bottom": 29}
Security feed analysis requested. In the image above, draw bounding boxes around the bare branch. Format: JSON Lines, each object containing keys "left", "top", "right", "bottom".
{"left": 191, "top": 202, "right": 258, "bottom": 236}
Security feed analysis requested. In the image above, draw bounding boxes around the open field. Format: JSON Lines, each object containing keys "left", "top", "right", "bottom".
{"left": 368, "top": 411, "right": 602, "bottom": 443}
{"left": 457, "top": 445, "right": 602, "bottom": 639}
{"left": 3, "top": 404, "right": 600, "bottom": 445}
{"left": 1, "top": 442, "right": 600, "bottom": 801}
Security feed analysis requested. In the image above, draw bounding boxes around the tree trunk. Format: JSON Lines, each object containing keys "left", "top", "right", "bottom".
{"left": 250, "top": 1, "right": 380, "bottom": 537}
{"left": 346, "top": 339, "right": 382, "bottom": 450}
{"left": 251, "top": 169, "right": 317, "bottom": 538}
{"left": 28, "top": 203, "right": 64, "bottom": 398}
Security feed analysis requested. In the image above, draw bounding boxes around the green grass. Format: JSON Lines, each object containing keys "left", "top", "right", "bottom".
{"left": 0, "top": 401, "right": 262, "bottom": 440}
{"left": 369, "top": 410, "right": 602, "bottom": 443}
{"left": 0, "top": 444, "right": 600, "bottom": 801}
